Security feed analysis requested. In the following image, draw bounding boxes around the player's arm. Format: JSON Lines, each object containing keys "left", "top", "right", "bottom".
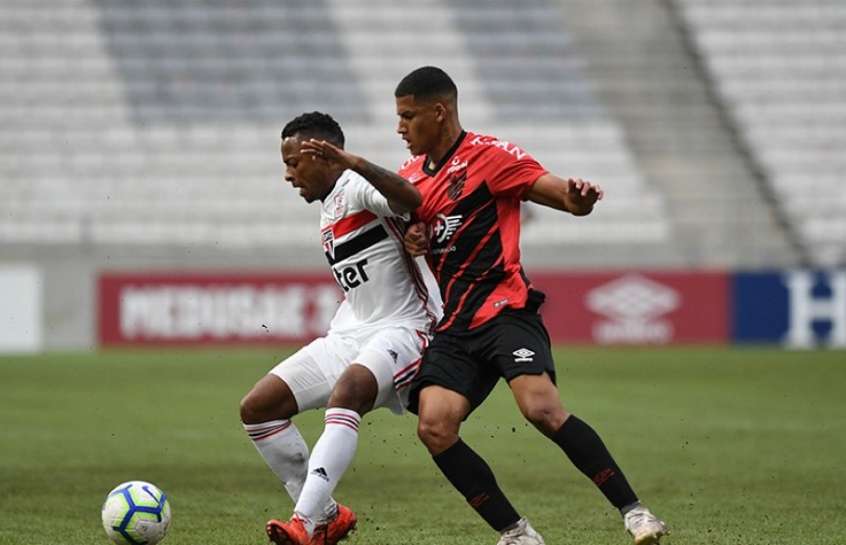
{"left": 525, "top": 173, "right": 604, "bottom": 216}
{"left": 301, "top": 139, "right": 421, "bottom": 213}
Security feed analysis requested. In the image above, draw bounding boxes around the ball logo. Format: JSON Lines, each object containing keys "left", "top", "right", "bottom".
{"left": 586, "top": 274, "right": 680, "bottom": 344}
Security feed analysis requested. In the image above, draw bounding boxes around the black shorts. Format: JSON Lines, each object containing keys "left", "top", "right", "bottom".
{"left": 407, "top": 306, "right": 555, "bottom": 415}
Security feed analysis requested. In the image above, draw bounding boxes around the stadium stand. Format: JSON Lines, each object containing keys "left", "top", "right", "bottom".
{"left": 3, "top": 0, "right": 835, "bottom": 267}
{"left": 676, "top": 0, "right": 846, "bottom": 266}
{"left": 556, "top": 0, "right": 800, "bottom": 267}
{"left": 0, "top": 0, "right": 669, "bottom": 267}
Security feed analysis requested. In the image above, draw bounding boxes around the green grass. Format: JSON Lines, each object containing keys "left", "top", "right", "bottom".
{"left": 1, "top": 348, "right": 844, "bottom": 545}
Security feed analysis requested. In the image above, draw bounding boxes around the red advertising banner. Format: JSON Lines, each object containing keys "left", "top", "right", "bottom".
{"left": 98, "top": 270, "right": 729, "bottom": 346}
{"left": 531, "top": 271, "right": 729, "bottom": 344}
{"left": 98, "top": 273, "right": 342, "bottom": 346}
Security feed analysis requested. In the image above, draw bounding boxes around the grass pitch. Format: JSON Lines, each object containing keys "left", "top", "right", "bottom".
{"left": 1, "top": 347, "right": 844, "bottom": 545}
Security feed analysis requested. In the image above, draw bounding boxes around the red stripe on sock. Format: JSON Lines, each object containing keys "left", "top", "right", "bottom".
{"left": 324, "top": 414, "right": 360, "bottom": 428}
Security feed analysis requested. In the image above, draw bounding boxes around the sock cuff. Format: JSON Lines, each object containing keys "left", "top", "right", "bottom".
{"left": 242, "top": 419, "right": 291, "bottom": 441}
{"left": 324, "top": 408, "right": 361, "bottom": 432}
{"left": 432, "top": 438, "right": 465, "bottom": 464}
{"left": 552, "top": 414, "right": 582, "bottom": 442}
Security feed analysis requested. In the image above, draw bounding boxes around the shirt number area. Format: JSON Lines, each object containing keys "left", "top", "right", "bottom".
{"left": 332, "top": 258, "right": 370, "bottom": 292}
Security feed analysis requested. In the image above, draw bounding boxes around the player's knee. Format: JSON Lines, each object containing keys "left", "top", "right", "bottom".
{"left": 240, "top": 377, "right": 298, "bottom": 424}
{"left": 417, "top": 417, "right": 459, "bottom": 453}
{"left": 521, "top": 402, "right": 568, "bottom": 435}
{"left": 239, "top": 392, "right": 262, "bottom": 424}
{"left": 327, "top": 365, "right": 378, "bottom": 415}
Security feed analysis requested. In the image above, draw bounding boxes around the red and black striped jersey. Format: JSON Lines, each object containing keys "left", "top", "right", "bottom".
{"left": 398, "top": 131, "right": 548, "bottom": 333}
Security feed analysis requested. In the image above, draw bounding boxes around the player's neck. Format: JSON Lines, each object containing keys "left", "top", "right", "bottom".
{"left": 428, "top": 124, "right": 464, "bottom": 167}
{"left": 318, "top": 167, "right": 345, "bottom": 202}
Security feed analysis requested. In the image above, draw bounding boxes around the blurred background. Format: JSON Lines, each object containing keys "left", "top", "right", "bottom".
{"left": 1, "top": 0, "right": 844, "bottom": 350}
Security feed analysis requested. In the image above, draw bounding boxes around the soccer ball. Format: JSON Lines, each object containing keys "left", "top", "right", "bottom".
{"left": 101, "top": 481, "right": 172, "bottom": 545}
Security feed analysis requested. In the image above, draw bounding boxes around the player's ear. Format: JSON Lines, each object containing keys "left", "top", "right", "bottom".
{"left": 434, "top": 102, "right": 446, "bottom": 123}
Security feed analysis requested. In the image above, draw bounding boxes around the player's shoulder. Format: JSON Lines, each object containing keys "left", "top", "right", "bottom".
{"left": 398, "top": 154, "right": 425, "bottom": 178}
{"left": 334, "top": 168, "right": 371, "bottom": 196}
{"left": 464, "top": 131, "right": 533, "bottom": 162}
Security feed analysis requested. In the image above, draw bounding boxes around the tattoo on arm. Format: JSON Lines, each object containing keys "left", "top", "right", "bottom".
{"left": 353, "top": 159, "right": 420, "bottom": 211}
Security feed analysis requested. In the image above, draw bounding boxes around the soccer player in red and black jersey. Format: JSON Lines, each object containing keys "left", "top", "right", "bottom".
{"left": 395, "top": 67, "right": 669, "bottom": 545}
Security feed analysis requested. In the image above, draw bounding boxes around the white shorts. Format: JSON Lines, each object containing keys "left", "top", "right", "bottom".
{"left": 269, "top": 326, "right": 430, "bottom": 414}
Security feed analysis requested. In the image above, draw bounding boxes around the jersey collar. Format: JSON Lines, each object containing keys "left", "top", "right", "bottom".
{"left": 422, "top": 131, "right": 467, "bottom": 176}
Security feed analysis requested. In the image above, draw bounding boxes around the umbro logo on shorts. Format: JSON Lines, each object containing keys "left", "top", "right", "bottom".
{"left": 513, "top": 348, "right": 535, "bottom": 363}
{"left": 311, "top": 467, "right": 329, "bottom": 482}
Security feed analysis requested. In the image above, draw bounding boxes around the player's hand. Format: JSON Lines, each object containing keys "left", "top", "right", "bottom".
{"left": 565, "top": 178, "right": 603, "bottom": 214}
{"left": 301, "top": 139, "right": 359, "bottom": 170}
{"left": 404, "top": 222, "right": 429, "bottom": 257}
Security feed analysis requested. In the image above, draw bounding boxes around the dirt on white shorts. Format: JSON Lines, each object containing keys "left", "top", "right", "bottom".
{"left": 269, "top": 325, "right": 429, "bottom": 414}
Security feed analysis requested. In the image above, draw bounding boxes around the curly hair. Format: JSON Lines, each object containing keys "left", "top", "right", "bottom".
{"left": 281, "top": 111, "right": 345, "bottom": 148}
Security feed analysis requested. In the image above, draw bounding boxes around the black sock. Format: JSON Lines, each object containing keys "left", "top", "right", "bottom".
{"left": 432, "top": 439, "right": 521, "bottom": 532}
{"left": 552, "top": 415, "right": 639, "bottom": 511}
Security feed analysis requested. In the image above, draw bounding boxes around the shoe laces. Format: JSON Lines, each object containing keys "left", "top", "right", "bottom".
{"left": 625, "top": 507, "right": 662, "bottom": 530}
{"left": 497, "top": 519, "right": 539, "bottom": 545}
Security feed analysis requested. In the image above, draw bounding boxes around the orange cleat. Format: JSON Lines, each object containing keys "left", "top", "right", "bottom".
{"left": 320, "top": 504, "right": 357, "bottom": 545}
{"left": 266, "top": 516, "right": 320, "bottom": 545}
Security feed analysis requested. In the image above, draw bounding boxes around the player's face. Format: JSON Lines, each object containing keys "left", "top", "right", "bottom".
{"left": 396, "top": 95, "right": 441, "bottom": 156}
{"left": 281, "top": 136, "right": 332, "bottom": 203}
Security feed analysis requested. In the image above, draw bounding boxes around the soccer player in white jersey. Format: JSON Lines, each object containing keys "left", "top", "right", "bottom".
{"left": 239, "top": 112, "right": 441, "bottom": 545}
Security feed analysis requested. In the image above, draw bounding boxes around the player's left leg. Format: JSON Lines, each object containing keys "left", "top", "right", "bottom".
{"left": 280, "top": 327, "right": 422, "bottom": 543}
{"left": 498, "top": 310, "right": 668, "bottom": 543}
{"left": 509, "top": 373, "right": 641, "bottom": 509}
{"left": 282, "top": 364, "right": 375, "bottom": 543}
{"left": 251, "top": 339, "right": 354, "bottom": 544}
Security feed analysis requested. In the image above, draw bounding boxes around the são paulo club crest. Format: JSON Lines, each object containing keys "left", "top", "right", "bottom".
{"left": 332, "top": 192, "right": 346, "bottom": 219}
{"left": 321, "top": 226, "right": 334, "bottom": 258}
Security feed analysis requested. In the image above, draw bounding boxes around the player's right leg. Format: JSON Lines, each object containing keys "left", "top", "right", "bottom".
{"left": 240, "top": 371, "right": 307, "bottom": 503}
{"left": 409, "top": 332, "right": 545, "bottom": 545}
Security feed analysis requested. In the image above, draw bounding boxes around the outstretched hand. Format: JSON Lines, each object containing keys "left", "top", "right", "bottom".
{"left": 404, "top": 222, "right": 429, "bottom": 257}
{"left": 300, "top": 139, "right": 359, "bottom": 170}
{"left": 565, "top": 178, "right": 603, "bottom": 214}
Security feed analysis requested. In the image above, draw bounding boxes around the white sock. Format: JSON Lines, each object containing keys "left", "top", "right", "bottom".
{"left": 293, "top": 408, "right": 361, "bottom": 535}
{"left": 243, "top": 419, "right": 338, "bottom": 521}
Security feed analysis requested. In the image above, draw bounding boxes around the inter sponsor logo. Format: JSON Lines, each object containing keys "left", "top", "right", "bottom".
{"left": 332, "top": 258, "right": 370, "bottom": 292}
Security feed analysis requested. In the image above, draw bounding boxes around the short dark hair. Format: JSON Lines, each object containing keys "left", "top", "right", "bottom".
{"left": 281, "top": 111, "right": 345, "bottom": 148}
{"left": 395, "top": 66, "right": 457, "bottom": 100}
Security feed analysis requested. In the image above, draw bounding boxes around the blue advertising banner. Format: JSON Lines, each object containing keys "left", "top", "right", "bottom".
{"left": 732, "top": 270, "right": 846, "bottom": 348}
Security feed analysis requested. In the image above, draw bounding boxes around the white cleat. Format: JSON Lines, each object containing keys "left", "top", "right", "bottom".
{"left": 624, "top": 506, "right": 669, "bottom": 545}
{"left": 496, "top": 518, "right": 546, "bottom": 545}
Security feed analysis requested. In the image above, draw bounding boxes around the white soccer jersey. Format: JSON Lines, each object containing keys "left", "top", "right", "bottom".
{"left": 319, "top": 169, "right": 441, "bottom": 336}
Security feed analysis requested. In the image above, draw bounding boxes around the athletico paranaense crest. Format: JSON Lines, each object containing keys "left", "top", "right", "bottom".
{"left": 446, "top": 157, "right": 468, "bottom": 200}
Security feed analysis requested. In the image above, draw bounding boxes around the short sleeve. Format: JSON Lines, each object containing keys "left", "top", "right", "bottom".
{"left": 349, "top": 174, "right": 408, "bottom": 220}
{"left": 485, "top": 147, "right": 548, "bottom": 199}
